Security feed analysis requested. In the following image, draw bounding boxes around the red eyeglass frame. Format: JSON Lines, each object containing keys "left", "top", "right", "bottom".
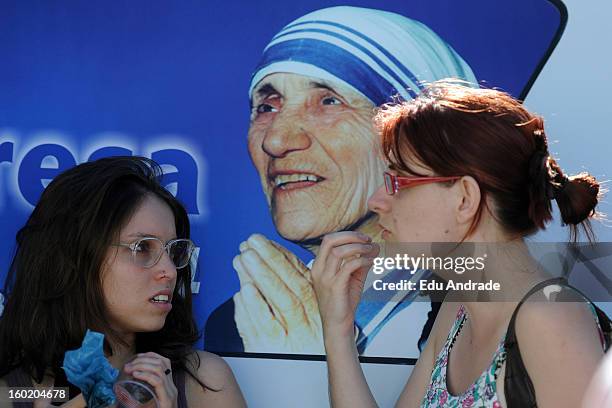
{"left": 384, "top": 171, "right": 461, "bottom": 195}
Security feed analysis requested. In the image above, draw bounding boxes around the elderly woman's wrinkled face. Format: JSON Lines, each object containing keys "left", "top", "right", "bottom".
{"left": 248, "top": 73, "right": 386, "bottom": 242}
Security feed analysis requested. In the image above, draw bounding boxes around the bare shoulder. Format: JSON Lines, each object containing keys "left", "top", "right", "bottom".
{"left": 515, "top": 297, "right": 603, "bottom": 346}
{"left": 187, "top": 350, "right": 235, "bottom": 388}
{"left": 185, "top": 350, "right": 246, "bottom": 407}
{"left": 513, "top": 299, "right": 604, "bottom": 407}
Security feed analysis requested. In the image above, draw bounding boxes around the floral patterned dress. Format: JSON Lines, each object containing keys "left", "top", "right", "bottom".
{"left": 421, "top": 305, "right": 505, "bottom": 408}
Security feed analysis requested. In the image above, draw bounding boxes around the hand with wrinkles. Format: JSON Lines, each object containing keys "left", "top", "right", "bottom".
{"left": 233, "top": 234, "right": 325, "bottom": 353}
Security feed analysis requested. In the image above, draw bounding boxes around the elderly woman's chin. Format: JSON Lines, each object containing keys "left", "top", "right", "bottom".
{"left": 274, "top": 217, "right": 322, "bottom": 242}
{"left": 273, "top": 211, "right": 353, "bottom": 243}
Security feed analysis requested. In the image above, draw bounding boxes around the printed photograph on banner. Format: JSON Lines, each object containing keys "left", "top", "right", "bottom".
{"left": 0, "top": 0, "right": 567, "bottom": 360}
{"left": 203, "top": 3, "right": 564, "bottom": 358}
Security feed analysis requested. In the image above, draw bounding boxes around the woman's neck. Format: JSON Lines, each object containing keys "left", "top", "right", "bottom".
{"left": 106, "top": 332, "right": 136, "bottom": 369}
{"left": 450, "top": 239, "right": 551, "bottom": 336}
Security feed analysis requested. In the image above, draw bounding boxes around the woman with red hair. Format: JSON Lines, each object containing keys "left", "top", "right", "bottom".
{"left": 312, "top": 81, "right": 609, "bottom": 407}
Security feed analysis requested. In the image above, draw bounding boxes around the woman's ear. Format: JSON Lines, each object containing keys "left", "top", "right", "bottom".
{"left": 455, "top": 176, "right": 481, "bottom": 225}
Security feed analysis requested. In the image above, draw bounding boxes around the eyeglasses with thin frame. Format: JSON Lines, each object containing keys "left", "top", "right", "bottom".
{"left": 384, "top": 171, "right": 461, "bottom": 195}
{"left": 114, "top": 237, "right": 195, "bottom": 269}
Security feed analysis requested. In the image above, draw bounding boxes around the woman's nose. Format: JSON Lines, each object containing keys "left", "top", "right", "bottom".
{"left": 154, "top": 250, "right": 178, "bottom": 281}
{"left": 261, "top": 111, "right": 312, "bottom": 158}
{"left": 368, "top": 184, "right": 392, "bottom": 215}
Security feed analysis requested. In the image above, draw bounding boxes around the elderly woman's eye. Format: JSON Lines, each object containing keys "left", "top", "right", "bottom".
{"left": 322, "top": 96, "right": 342, "bottom": 105}
{"left": 256, "top": 103, "right": 278, "bottom": 114}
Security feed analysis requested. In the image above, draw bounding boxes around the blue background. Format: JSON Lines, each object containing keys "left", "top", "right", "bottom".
{"left": 0, "top": 0, "right": 564, "bottom": 350}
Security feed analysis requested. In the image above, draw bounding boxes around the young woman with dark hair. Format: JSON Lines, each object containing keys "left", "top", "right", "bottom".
{"left": 0, "top": 156, "right": 245, "bottom": 407}
{"left": 311, "top": 81, "right": 609, "bottom": 407}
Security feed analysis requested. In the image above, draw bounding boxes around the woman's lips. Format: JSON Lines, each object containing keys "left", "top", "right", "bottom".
{"left": 149, "top": 289, "right": 173, "bottom": 312}
{"left": 149, "top": 300, "right": 172, "bottom": 312}
{"left": 276, "top": 180, "right": 320, "bottom": 191}
{"left": 379, "top": 224, "right": 392, "bottom": 240}
{"left": 269, "top": 171, "right": 326, "bottom": 192}
{"left": 382, "top": 229, "right": 391, "bottom": 240}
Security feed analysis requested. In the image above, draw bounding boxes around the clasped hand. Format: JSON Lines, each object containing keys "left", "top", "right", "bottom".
{"left": 233, "top": 234, "right": 325, "bottom": 353}
{"left": 233, "top": 232, "right": 379, "bottom": 352}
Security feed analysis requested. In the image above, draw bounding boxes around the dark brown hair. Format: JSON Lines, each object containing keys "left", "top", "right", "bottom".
{"left": 0, "top": 156, "right": 207, "bottom": 388}
{"left": 376, "top": 80, "right": 601, "bottom": 241}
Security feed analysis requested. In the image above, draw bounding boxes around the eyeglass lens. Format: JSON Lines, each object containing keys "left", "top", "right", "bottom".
{"left": 384, "top": 173, "right": 395, "bottom": 195}
{"left": 169, "top": 240, "right": 193, "bottom": 269}
{"left": 133, "top": 238, "right": 192, "bottom": 269}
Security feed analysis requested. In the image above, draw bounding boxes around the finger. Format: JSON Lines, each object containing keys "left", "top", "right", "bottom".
{"left": 266, "top": 241, "right": 321, "bottom": 328}
{"left": 126, "top": 353, "right": 171, "bottom": 373}
{"left": 124, "top": 358, "right": 171, "bottom": 379}
{"left": 125, "top": 362, "right": 168, "bottom": 379}
{"left": 131, "top": 369, "right": 177, "bottom": 406}
{"left": 239, "top": 240, "right": 249, "bottom": 252}
{"left": 365, "top": 242, "right": 381, "bottom": 258}
{"left": 233, "top": 254, "right": 254, "bottom": 286}
{"left": 269, "top": 240, "right": 310, "bottom": 281}
{"left": 247, "top": 234, "right": 312, "bottom": 300}
{"left": 315, "top": 232, "right": 372, "bottom": 276}
{"left": 234, "top": 290, "right": 261, "bottom": 340}
{"left": 241, "top": 249, "right": 307, "bottom": 330}
{"left": 249, "top": 236, "right": 322, "bottom": 331}
{"left": 240, "top": 248, "right": 298, "bottom": 307}
{"left": 329, "top": 242, "right": 379, "bottom": 263}
{"left": 323, "top": 242, "right": 377, "bottom": 280}
{"left": 135, "top": 352, "right": 172, "bottom": 370}
{"left": 124, "top": 357, "right": 174, "bottom": 393}
{"left": 242, "top": 283, "right": 285, "bottom": 337}
{"left": 265, "top": 242, "right": 320, "bottom": 326}
{"left": 337, "top": 256, "right": 375, "bottom": 290}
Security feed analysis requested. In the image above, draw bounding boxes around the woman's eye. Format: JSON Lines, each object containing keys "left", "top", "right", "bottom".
{"left": 256, "top": 103, "right": 278, "bottom": 114}
{"left": 322, "top": 96, "right": 342, "bottom": 106}
{"left": 134, "top": 241, "right": 151, "bottom": 253}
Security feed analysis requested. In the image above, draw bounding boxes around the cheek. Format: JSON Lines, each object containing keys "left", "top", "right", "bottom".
{"left": 247, "top": 131, "right": 269, "bottom": 173}
{"left": 316, "top": 115, "right": 377, "bottom": 172}
{"left": 394, "top": 194, "right": 460, "bottom": 241}
{"left": 101, "top": 272, "right": 124, "bottom": 309}
{"left": 389, "top": 196, "right": 438, "bottom": 240}
{"left": 102, "top": 265, "right": 144, "bottom": 309}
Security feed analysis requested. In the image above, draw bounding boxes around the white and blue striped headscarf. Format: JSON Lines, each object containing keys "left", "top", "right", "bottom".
{"left": 249, "top": 6, "right": 477, "bottom": 106}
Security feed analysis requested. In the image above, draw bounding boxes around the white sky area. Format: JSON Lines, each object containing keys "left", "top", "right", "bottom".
{"left": 526, "top": 0, "right": 612, "bottom": 242}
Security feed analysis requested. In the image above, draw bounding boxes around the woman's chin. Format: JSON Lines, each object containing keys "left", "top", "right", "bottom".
{"left": 132, "top": 318, "right": 167, "bottom": 333}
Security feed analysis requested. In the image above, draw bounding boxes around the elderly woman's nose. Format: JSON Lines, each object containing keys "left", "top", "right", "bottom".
{"left": 262, "top": 111, "right": 313, "bottom": 158}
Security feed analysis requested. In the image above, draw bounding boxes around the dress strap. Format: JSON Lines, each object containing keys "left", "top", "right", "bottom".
{"left": 504, "top": 277, "right": 567, "bottom": 408}
{"left": 503, "top": 276, "right": 611, "bottom": 408}
{"left": 445, "top": 305, "right": 467, "bottom": 349}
